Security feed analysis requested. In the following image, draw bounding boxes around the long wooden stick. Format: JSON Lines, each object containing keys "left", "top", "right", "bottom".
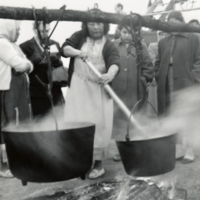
{"left": 85, "top": 60, "right": 144, "bottom": 134}
{"left": 0, "top": 6, "right": 200, "bottom": 32}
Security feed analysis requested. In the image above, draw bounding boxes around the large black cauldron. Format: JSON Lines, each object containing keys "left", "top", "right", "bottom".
{"left": 2, "top": 122, "right": 95, "bottom": 185}
{"left": 116, "top": 133, "right": 176, "bottom": 177}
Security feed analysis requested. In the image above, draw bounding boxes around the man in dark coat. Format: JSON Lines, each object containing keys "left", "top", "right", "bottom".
{"left": 155, "top": 11, "right": 200, "bottom": 163}
{"left": 20, "top": 22, "right": 65, "bottom": 119}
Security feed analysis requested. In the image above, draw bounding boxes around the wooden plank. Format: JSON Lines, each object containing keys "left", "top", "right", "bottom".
{"left": 0, "top": 6, "right": 200, "bottom": 33}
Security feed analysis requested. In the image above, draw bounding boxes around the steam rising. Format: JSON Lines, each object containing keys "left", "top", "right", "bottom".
{"left": 125, "top": 86, "right": 200, "bottom": 148}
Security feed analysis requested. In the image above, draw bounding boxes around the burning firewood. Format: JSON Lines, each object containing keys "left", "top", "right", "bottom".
{"left": 48, "top": 179, "right": 187, "bottom": 200}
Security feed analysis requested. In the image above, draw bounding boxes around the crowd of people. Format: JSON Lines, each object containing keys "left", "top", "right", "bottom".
{"left": 0, "top": 5, "right": 199, "bottom": 179}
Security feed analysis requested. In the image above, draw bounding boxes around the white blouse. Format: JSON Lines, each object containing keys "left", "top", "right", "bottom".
{"left": 0, "top": 38, "right": 33, "bottom": 90}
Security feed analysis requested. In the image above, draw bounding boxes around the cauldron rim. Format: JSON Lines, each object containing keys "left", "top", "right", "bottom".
{"left": 2, "top": 122, "right": 95, "bottom": 133}
{"left": 115, "top": 132, "right": 177, "bottom": 143}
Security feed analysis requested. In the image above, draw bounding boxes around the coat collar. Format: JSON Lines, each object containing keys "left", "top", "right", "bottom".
{"left": 170, "top": 32, "right": 189, "bottom": 38}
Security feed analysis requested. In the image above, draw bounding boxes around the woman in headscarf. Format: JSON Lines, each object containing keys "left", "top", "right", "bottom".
{"left": 0, "top": 19, "right": 33, "bottom": 177}
{"left": 61, "top": 8, "right": 120, "bottom": 179}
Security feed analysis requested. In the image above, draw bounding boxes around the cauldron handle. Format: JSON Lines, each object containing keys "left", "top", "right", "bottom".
{"left": 126, "top": 100, "right": 159, "bottom": 142}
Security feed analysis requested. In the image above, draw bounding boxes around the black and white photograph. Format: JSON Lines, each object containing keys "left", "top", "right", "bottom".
{"left": 0, "top": 0, "right": 200, "bottom": 199}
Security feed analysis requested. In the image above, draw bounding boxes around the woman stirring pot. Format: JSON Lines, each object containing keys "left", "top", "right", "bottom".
{"left": 61, "top": 8, "right": 120, "bottom": 179}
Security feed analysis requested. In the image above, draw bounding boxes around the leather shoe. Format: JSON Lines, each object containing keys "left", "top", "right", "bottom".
{"left": 113, "top": 154, "right": 121, "bottom": 161}
{"left": 88, "top": 168, "right": 105, "bottom": 179}
{"left": 182, "top": 158, "right": 194, "bottom": 164}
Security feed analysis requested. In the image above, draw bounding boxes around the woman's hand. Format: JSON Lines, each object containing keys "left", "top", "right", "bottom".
{"left": 78, "top": 51, "right": 88, "bottom": 61}
{"left": 99, "top": 73, "right": 115, "bottom": 85}
{"left": 99, "top": 64, "right": 119, "bottom": 85}
{"left": 30, "top": 54, "right": 44, "bottom": 65}
{"left": 25, "top": 62, "right": 33, "bottom": 73}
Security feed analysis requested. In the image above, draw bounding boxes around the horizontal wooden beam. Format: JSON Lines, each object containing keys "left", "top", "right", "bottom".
{"left": 0, "top": 6, "right": 200, "bottom": 33}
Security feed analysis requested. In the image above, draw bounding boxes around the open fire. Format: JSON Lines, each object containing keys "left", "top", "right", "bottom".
{"left": 43, "top": 178, "right": 187, "bottom": 200}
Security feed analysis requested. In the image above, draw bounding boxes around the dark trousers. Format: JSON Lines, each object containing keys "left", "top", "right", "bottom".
{"left": 31, "top": 94, "right": 65, "bottom": 120}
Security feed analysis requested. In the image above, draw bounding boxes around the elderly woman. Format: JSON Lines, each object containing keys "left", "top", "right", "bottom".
{"left": 0, "top": 19, "right": 33, "bottom": 177}
{"left": 61, "top": 9, "right": 120, "bottom": 179}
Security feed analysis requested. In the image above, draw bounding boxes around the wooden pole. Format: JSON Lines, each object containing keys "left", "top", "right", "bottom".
{"left": 85, "top": 60, "right": 146, "bottom": 136}
{"left": 0, "top": 6, "right": 200, "bottom": 32}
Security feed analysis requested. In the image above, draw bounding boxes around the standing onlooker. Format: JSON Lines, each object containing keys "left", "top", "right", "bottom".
{"left": 148, "top": 31, "right": 168, "bottom": 65}
{"left": 114, "top": 3, "right": 126, "bottom": 40}
{"left": 0, "top": 19, "right": 33, "bottom": 177}
{"left": 20, "top": 22, "right": 64, "bottom": 120}
{"left": 115, "top": 3, "right": 126, "bottom": 15}
{"left": 61, "top": 8, "right": 120, "bottom": 179}
{"left": 112, "top": 25, "right": 154, "bottom": 161}
{"left": 147, "top": 30, "right": 168, "bottom": 120}
{"left": 188, "top": 19, "right": 200, "bottom": 27}
{"left": 155, "top": 11, "right": 200, "bottom": 163}
{"left": 188, "top": 19, "right": 200, "bottom": 38}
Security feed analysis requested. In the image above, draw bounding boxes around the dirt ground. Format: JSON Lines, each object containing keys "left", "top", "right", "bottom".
{"left": 1, "top": 140, "right": 200, "bottom": 200}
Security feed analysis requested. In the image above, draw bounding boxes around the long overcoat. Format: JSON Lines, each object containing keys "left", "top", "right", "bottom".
{"left": 112, "top": 38, "right": 154, "bottom": 120}
{"left": 155, "top": 33, "right": 200, "bottom": 116}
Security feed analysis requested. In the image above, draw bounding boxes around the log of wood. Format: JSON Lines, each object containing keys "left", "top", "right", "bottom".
{"left": 0, "top": 6, "right": 200, "bottom": 33}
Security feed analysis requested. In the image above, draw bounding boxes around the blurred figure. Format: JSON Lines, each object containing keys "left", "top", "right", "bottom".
{"left": 112, "top": 25, "right": 154, "bottom": 161}
{"left": 148, "top": 31, "right": 168, "bottom": 65}
{"left": 115, "top": 3, "right": 126, "bottom": 15}
{"left": 114, "top": 3, "right": 126, "bottom": 40}
{"left": 155, "top": 11, "right": 200, "bottom": 163}
{"left": 20, "top": 22, "right": 64, "bottom": 120}
{"left": 188, "top": 19, "right": 200, "bottom": 27}
{"left": 0, "top": 19, "right": 33, "bottom": 177}
{"left": 61, "top": 8, "right": 120, "bottom": 179}
{"left": 188, "top": 19, "right": 200, "bottom": 37}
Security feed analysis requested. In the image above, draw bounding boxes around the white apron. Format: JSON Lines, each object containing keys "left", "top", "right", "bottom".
{"left": 64, "top": 37, "right": 113, "bottom": 158}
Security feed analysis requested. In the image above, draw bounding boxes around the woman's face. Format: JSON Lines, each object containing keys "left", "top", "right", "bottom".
{"left": 120, "top": 27, "right": 132, "bottom": 43}
{"left": 87, "top": 22, "right": 104, "bottom": 40}
{"left": 34, "top": 23, "right": 50, "bottom": 41}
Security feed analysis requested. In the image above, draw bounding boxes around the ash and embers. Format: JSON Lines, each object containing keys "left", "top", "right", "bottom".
{"left": 51, "top": 178, "right": 187, "bottom": 200}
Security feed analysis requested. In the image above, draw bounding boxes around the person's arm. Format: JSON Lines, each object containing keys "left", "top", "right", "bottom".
{"left": 0, "top": 39, "right": 32, "bottom": 73}
{"left": 63, "top": 46, "right": 88, "bottom": 61}
{"left": 20, "top": 41, "right": 44, "bottom": 67}
{"left": 100, "top": 41, "right": 120, "bottom": 85}
{"left": 61, "top": 31, "right": 88, "bottom": 61}
{"left": 99, "top": 64, "right": 119, "bottom": 85}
